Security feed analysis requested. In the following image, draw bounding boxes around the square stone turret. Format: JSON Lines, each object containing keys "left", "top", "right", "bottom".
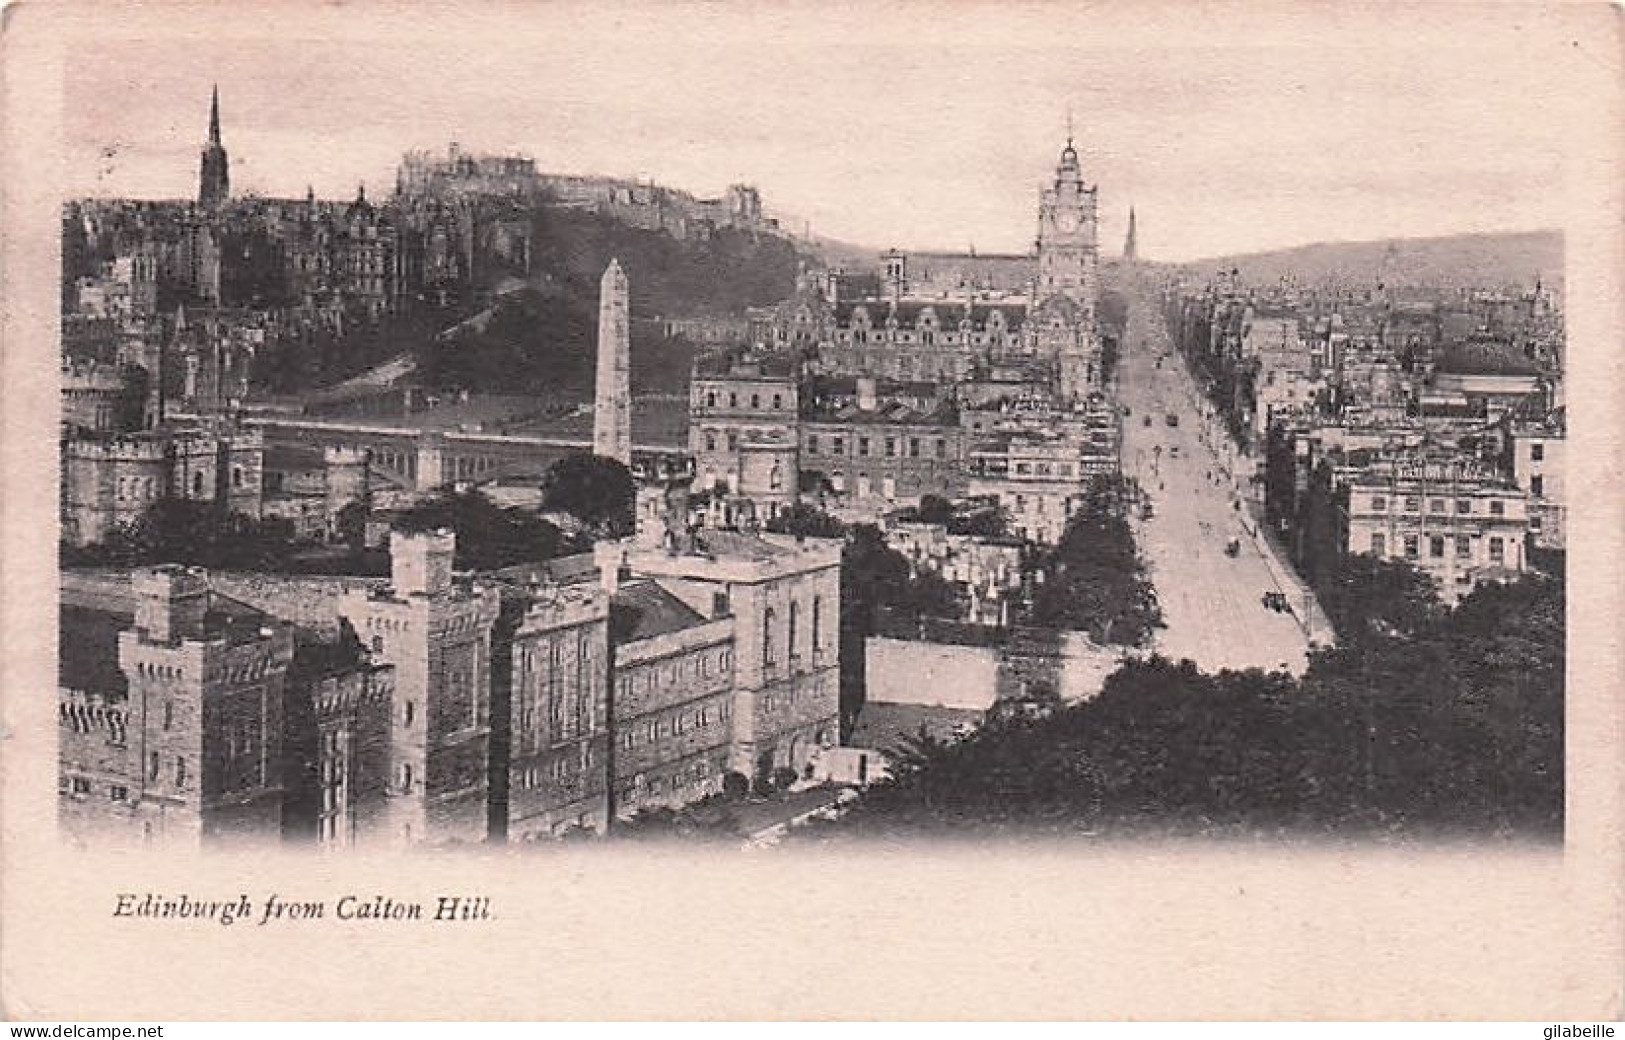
{"left": 390, "top": 528, "right": 456, "bottom": 597}
{"left": 132, "top": 565, "right": 210, "bottom": 645}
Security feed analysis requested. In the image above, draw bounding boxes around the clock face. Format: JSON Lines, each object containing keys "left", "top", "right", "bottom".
{"left": 1057, "top": 212, "right": 1079, "bottom": 234}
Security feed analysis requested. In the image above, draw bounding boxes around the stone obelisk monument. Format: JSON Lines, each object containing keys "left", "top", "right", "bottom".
{"left": 593, "top": 258, "right": 632, "bottom": 466}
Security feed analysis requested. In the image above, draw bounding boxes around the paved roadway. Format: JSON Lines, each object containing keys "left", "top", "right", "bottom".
{"left": 1116, "top": 289, "right": 1313, "bottom": 674}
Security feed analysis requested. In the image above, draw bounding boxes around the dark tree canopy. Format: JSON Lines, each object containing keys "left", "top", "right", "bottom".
{"left": 765, "top": 502, "right": 846, "bottom": 540}
{"left": 63, "top": 498, "right": 299, "bottom": 571}
{"left": 395, "top": 488, "right": 570, "bottom": 571}
{"left": 1024, "top": 475, "right": 1162, "bottom": 646}
{"left": 542, "top": 454, "right": 635, "bottom": 538}
{"left": 816, "top": 574, "right": 1563, "bottom": 842}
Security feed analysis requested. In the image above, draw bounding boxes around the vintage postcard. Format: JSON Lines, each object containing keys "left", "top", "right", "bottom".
{"left": 1, "top": 0, "right": 1621, "bottom": 1021}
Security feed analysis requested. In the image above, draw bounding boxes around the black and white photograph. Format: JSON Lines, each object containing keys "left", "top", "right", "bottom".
{"left": 2, "top": 0, "right": 1620, "bottom": 1022}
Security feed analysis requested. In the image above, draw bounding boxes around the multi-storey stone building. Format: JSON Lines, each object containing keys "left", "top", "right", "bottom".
{"left": 689, "top": 351, "right": 800, "bottom": 507}
{"left": 58, "top": 566, "right": 295, "bottom": 848}
{"left": 338, "top": 530, "right": 502, "bottom": 846}
{"left": 287, "top": 640, "right": 396, "bottom": 849}
{"left": 60, "top": 426, "right": 266, "bottom": 546}
{"left": 1343, "top": 456, "right": 1531, "bottom": 603}
{"left": 629, "top": 531, "right": 842, "bottom": 779}
{"left": 607, "top": 568, "right": 737, "bottom": 816}
{"left": 800, "top": 376, "right": 965, "bottom": 511}
{"left": 59, "top": 521, "right": 849, "bottom": 847}
{"left": 500, "top": 578, "right": 611, "bottom": 840}
{"left": 1506, "top": 408, "right": 1566, "bottom": 550}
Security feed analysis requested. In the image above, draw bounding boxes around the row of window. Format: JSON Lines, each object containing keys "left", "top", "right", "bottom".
{"left": 700, "top": 390, "right": 789, "bottom": 411}
{"left": 515, "top": 746, "right": 594, "bottom": 791}
{"left": 620, "top": 699, "right": 732, "bottom": 750}
{"left": 1013, "top": 461, "right": 1075, "bottom": 478}
{"left": 1011, "top": 492, "right": 1074, "bottom": 516}
{"left": 826, "top": 472, "right": 900, "bottom": 499}
{"left": 760, "top": 598, "right": 825, "bottom": 672}
{"left": 617, "top": 648, "right": 734, "bottom": 700}
{"left": 804, "top": 434, "right": 951, "bottom": 460}
{"left": 1371, "top": 532, "right": 1509, "bottom": 562}
{"left": 1368, "top": 495, "right": 1508, "bottom": 517}
{"left": 60, "top": 701, "right": 128, "bottom": 740}
{"left": 60, "top": 775, "right": 131, "bottom": 802}
{"left": 620, "top": 757, "right": 723, "bottom": 802}
{"left": 115, "top": 470, "right": 246, "bottom": 501}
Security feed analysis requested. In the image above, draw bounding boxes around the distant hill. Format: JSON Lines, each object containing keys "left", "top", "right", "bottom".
{"left": 800, "top": 232, "right": 884, "bottom": 274}
{"left": 1170, "top": 230, "right": 1563, "bottom": 294}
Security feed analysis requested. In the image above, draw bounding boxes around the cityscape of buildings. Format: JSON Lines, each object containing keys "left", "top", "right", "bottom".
{"left": 56, "top": 85, "right": 1565, "bottom": 850}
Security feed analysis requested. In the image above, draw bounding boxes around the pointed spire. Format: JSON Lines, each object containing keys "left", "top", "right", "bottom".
{"left": 209, "top": 84, "right": 221, "bottom": 145}
{"left": 1066, "top": 105, "right": 1074, "bottom": 149}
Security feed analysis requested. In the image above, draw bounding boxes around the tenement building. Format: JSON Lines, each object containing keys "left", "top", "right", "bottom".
{"left": 1343, "top": 455, "right": 1531, "bottom": 604}
{"left": 605, "top": 560, "right": 738, "bottom": 817}
{"left": 500, "top": 576, "right": 612, "bottom": 840}
{"left": 629, "top": 531, "right": 843, "bottom": 780}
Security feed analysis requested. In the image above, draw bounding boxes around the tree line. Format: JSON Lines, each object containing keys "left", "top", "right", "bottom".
{"left": 810, "top": 564, "right": 1561, "bottom": 842}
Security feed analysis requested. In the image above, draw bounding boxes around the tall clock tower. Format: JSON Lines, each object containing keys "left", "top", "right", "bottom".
{"left": 1035, "top": 137, "right": 1098, "bottom": 312}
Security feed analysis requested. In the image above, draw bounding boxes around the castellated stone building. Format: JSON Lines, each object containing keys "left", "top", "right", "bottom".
{"left": 59, "top": 566, "right": 295, "bottom": 848}
{"left": 338, "top": 530, "right": 503, "bottom": 847}
{"left": 60, "top": 427, "right": 266, "bottom": 547}
{"left": 60, "top": 524, "right": 845, "bottom": 848}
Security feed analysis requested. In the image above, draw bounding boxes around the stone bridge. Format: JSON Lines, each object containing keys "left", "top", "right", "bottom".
{"left": 246, "top": 416, "right": 687, "bottom": 492}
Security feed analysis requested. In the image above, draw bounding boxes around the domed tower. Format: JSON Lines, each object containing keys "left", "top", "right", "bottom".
{"left": 198, "top": 85, "right": 230, "bottom": 210}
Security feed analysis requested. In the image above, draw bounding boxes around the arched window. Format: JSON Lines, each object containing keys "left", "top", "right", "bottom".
{"left": 706, "top": 391, "right": 716, "bottom": 408}
{"left": 232, "top": 467, "right": 243, "bottom": 489}
{"left": 705, "top": 432, "right": 717, "bottom": 451}
{"left": 762, "top": 607, "right": 776, "bottom": 669}
{"left": 192, "top": 471, "right": 204, "bottom": 496}
{"left": 812, "top": 596, "right": 822, "bottom": 651}
{"left": 772, "top": 393, "right": 783, "bottom": 409}
{"left": 751, "top": 393, "right": 761, "bottom": 409}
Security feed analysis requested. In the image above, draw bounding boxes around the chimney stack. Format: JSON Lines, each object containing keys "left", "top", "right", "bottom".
{"left": 595, "top": 539, "right": 628, "bottom": 597}
{"left": 857, "top": 376, "right": 878, "bottom": 412}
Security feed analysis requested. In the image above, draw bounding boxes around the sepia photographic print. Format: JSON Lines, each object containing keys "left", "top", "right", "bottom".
{"left": 2, "top": 0, "right": 1621, "bottom": 1021}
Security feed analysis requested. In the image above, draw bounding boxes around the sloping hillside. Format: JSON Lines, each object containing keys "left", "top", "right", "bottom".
{"left": 416, "top": 208, "right": 806, "bottom": 396}
{"left": 1172, "top": 230, "right": 1562, "bottom": 292}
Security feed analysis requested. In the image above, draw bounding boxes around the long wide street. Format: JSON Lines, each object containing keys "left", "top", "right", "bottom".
{"left": 1115, "top": 286, "right": 1313, "bottom": 674}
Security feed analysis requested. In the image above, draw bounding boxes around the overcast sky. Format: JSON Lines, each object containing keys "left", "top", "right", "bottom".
{"left": 56, "top": 1, "right": 1593, "bottom": 262}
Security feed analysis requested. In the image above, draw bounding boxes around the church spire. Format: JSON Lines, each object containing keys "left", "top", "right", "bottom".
{"left": 198, "top": 84, "right": 230, "bottom": 208}
{"left": 1124, "top": 206, "right": 1138, "bottom": 264}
